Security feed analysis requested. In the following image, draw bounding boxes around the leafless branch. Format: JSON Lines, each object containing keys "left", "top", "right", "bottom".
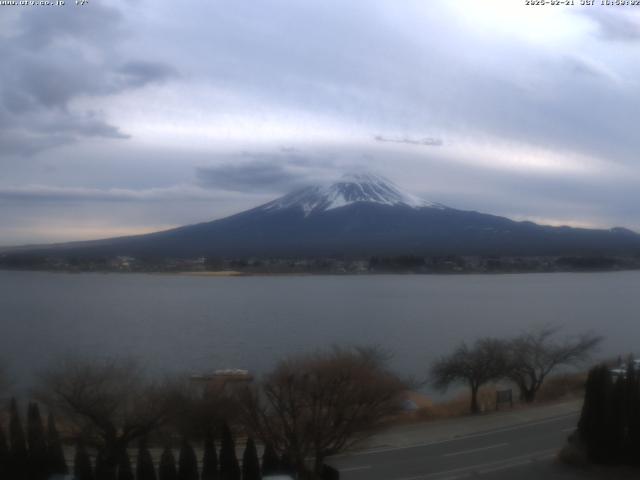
{"left": 238, "top": 346, "right": 406, "bottom": 476}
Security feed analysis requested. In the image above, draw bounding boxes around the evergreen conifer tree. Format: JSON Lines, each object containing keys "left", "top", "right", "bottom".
{"left": 201, "top": 430, "right": 219, "bottom": 480}
{"left": 117, "top": 450, "right": 134, "bottom": 480}
{"left": 46, "top": 412, "right": 68, "bottom": 476}
{"left": 74, "top": 442, "right": 95, "bottom": 480}
{"left": 279, "top": 450, "right": 295, "bottom": 476}
{"left": 578, "top": 361, "right": 640, "bottom": 466}
{"left": 578, "top": 365, "right": 614, "bottom": 463}
{"left": 96, "top": 447, "right": 118, "bottom": 480}
{"left": 9, "top": 398, "right": 28, "bottom": 480}
{"left": 624, "top": 360, "right": 640, "bottom": 465}
{"left": 321, "top": 464, "right": 340, "bottom": 480}
{"left": 241, "top": 438, "right": 260, "bottom": 480}
{"left": 608, "top": 375, "right": 626, "bottom": 463}
{"left": 136, "top": 439, "right": 157, "bottom": 480}
{"left": 260, "top": 443, "right": 279, "bottom": 477}
{"left": 27, "top": 402, "right": 48, "bottom": 480}
{"left": 178, "top": 438, "right": 198, "bottom": 480}
{"left": 95, "top": 449, "right": 107, "bottom": 480}
{"left": 158, "top": 447, "right": 178, "bottom": 480}
{"left": 0, "top": 424, "right": 10, "bottom": 479}
{"left": 218, "top": 424, "right": 240, "bottom": 480}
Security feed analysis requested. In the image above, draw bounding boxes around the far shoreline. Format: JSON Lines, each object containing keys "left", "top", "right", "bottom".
{"left": 2, "top": 267, "right": 640, "bottom": 277}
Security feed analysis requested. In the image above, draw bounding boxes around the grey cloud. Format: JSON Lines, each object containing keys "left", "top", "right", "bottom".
{"left": 0, "top": 184, "right": 227, "bottom": 203}
{"left": 239, "top": 150, "right": 337, "bottom": 168}
{"left": 196, "top": 148, "right": 353, "bottom": 193}
{"left": 16, "top": 57, "right": 107, "bottom": 110}
{"left": 0, "top": 1, "right": 177, "bottom": 156}
{"left": 118, "top": 61, "right": 178, "bottom": 87}
{"left": 16, "top": 1, "right": 125, "bottom": 46}
{"left": 374, "top": 135, "right": 443, "bottom": 147}
{"left": 160, "top": 0, "right": 640, "bottom": 166}
{"left": 280, "top": 146, "right": 300, "bottom": 154}
{"left": 582, "top": 10, "right": 640, "bottom": 42}
{"left": 564, "top": 56, "right": 614, "bottom": 81}
{"left": 406, "top": 153, "right": 640, "bottom": 232}
{"left": 0, "top": 132, "right": 72, "bottom": 157}
{"left": 57, "top": 113, "right": 130, "bottom": 139}
{"left": 196, "top": 161, "right": 310, "bottom": 193}
{"left": 0, "top": 110, "right": 128, "bottom": 156}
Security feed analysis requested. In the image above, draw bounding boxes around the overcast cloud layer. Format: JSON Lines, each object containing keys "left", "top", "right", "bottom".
{"left": 1, "top": 0, "right": 640, "bottom": 246}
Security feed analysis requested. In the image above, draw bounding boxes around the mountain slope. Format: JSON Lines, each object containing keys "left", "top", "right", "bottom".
{"left": 6, "top": 174, "right": 640, "bottom": 258}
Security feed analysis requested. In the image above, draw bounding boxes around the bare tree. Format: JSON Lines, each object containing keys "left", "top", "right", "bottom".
{"left": 506, "top": 326, "right": 602, "bottom": 403}
{"left": 35, "top": 357, "right": 172, "bottom": 479}
{"left": 431, "top": 338, "right": 508, "bottom": 414}
{"left": 161, "top": 377, "right": 239, "bottom": 440}
{"left": 238, "top": 346, "right": 406, "bottom": 478}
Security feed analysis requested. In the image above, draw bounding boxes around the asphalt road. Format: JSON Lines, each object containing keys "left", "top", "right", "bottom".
{"left": 327, "top": 413, "right": 582, "bottom": 480}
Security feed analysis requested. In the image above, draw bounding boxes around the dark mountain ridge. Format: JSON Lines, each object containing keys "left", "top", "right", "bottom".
{"left": 3, "top": 174, "right": 640, "bottom": 259}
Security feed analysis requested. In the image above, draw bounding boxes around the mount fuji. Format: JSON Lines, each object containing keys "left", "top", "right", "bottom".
{"left": 8, "top": 173, "right": 640, "bottom": 258}
{"left": 258, "top": 173, "right": 443, "bottom": 215}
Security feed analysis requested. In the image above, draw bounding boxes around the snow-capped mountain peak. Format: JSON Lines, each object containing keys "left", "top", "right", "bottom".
{"left": 260, "top": 173, "right": 444, "bottom": 216}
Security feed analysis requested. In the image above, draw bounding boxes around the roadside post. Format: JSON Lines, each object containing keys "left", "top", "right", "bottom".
{"left": 495, "top": 389, "right": 514, "bottom": 410}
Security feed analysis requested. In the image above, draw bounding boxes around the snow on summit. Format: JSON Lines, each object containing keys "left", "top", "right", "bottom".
{"left": 261, "top": 173, "right": 444, "bottom": 216}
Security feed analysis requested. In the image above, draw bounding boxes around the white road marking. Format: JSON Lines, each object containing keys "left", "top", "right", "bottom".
{"left": 503, "top": 413, "right": 532, "bottom": 422}
{"left": 392, "top": 448, "right": 557, "bottom": 480}
{"left": 339, "top": 412, "right": 577, "bottom": 457}
{"left": 442, "top": 442, "right": 508, "bottom": 457}
{"left": 477, "top": 451, "right": 555, "bottom": 475}
{"left": 340, "top": 465, "right": 372, "bottom": 472}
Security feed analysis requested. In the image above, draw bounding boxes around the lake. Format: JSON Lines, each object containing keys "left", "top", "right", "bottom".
{"left": 1, "top": 270, "right": 638, "bottom": 393}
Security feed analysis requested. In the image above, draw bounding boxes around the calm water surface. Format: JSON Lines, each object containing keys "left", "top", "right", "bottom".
{"left": 1, "top": 270, "right": 638, "bottom": 390}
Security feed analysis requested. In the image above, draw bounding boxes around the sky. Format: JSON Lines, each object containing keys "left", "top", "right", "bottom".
{"left": 1, "top": 0, "right": 640, "bottom": 246}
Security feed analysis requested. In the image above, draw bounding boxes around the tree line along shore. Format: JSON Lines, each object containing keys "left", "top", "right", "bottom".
{"left": 1, "top": 252, "right": 640, "bottom": 274}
